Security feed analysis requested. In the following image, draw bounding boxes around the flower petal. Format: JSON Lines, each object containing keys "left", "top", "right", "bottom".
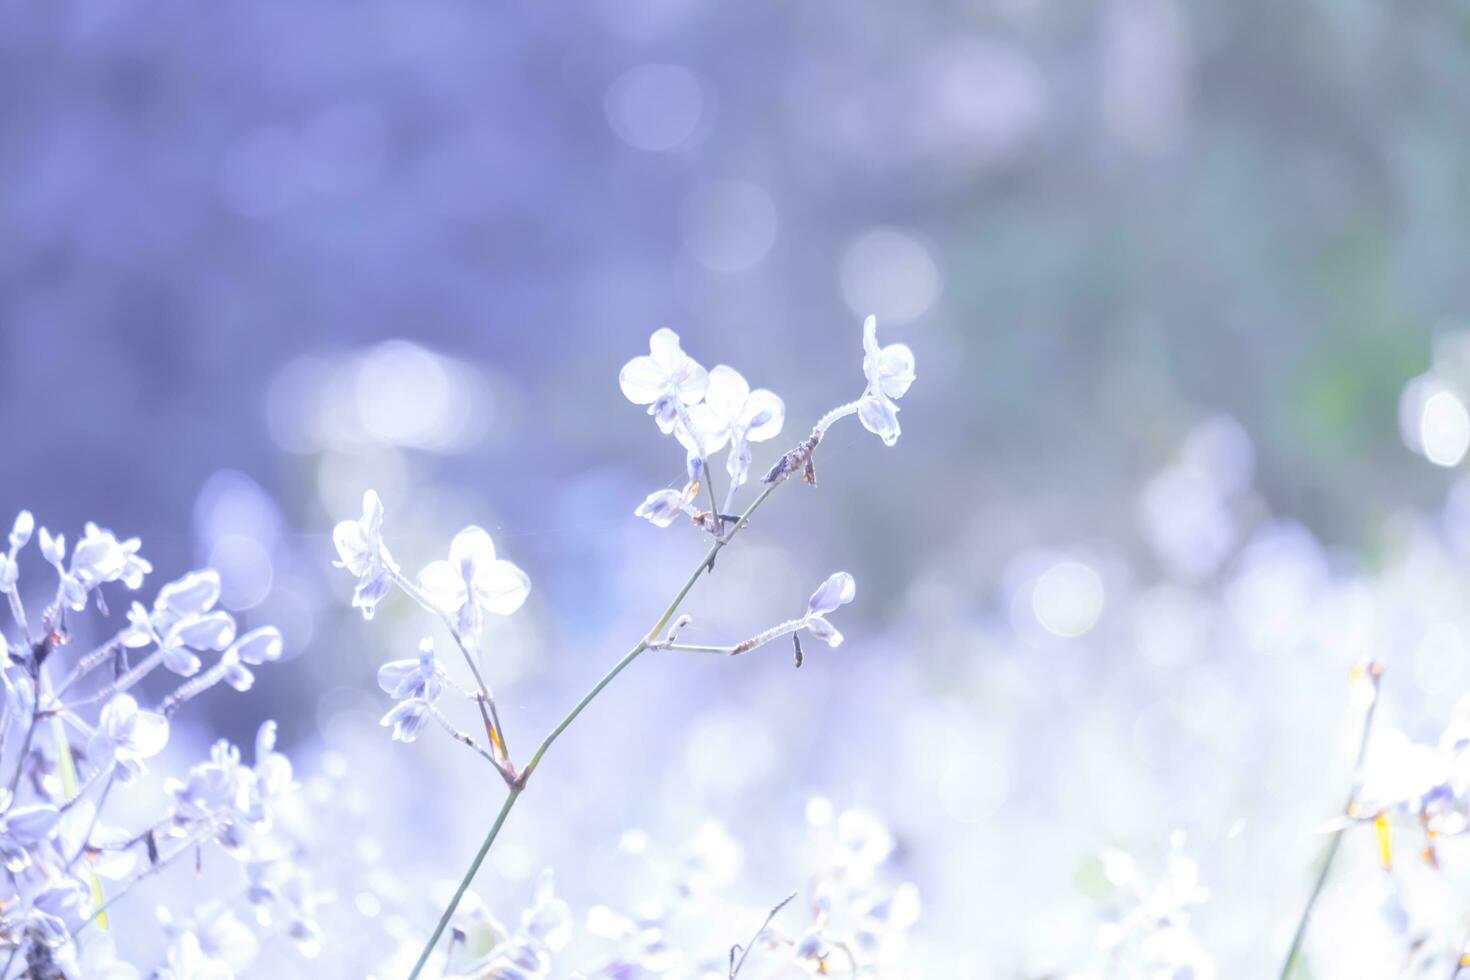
{"left": 100, "top": 693, "right": 140, "bottom": 740}
{"left": 332, "top": 520, "right": 369, "bottom": 574}
{"left": 857, "top": 393, "right": 901, "bottom": 447}
{"left": 674, "top": 359, "right": 710, "bottom": 405}
{"left": 703, "top": 366, "right": 750, "bottom": 424}
{"left": 726, "top": 440, "right": 753, "bottom": 487}
{"left": 5, "top": 804, "right": 60, "bottom": 845}
{"left": 230, "top": 626, "right": 284, "bottom": 666}
{"left": 808, "top": 572, "right": 856, "bottom": 614}
{"left": 156, "top": 570, "right": 222, "bottom": 617}
{"left": 648, "top": 328, "right": 685, "bottom": 372}
{"left": 863, "top": 315, "right": 880, "bottom": 360}
{"left": 741, "top": 389, "right": 785, "bottom": 442}
{"left": 634, "top": 488, "right": 688, "bottom": 528}
{"left": 380, "top": 699, "right": 430, "bottom": 743}
{"left": 417, "top": 560, "right": 468, "bottom": 613}
{"left": 449, "top": 525, "right": 497, "bottom": 574}
{"left": 803, "top": 615, "right": 844, "bottom": 648}
{"left": 168, "top": 611, "right": 238, "bottom": 652}
{"left": 877, "top": 343, "right": 916, "bottom": 400}
{"left": 125, "top": 709, "right": 170, "bottom": 758}
{"left": 618, "top": 355, "right": 667, "bottom": 405}
{"left": 377, "top": 659, "right": 422, "bottom": 699}
{"left": 473, "top": 559, "right": 531, "bottom": 616}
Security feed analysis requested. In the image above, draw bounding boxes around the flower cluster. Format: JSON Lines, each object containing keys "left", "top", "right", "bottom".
{"left": 330, "top": 318, "right": 917, "bottom": 975}
{"left": 0, "top": 510, "right": 307, "bottom": 977}
{"left": 363, "top": 799, "right": 918, "bottom": 979}
{"left": 627, "top": 319, "right": 913, "bottom": 532}
{"left": 1090, "top": 835, "right": 1215, "bottom": 980}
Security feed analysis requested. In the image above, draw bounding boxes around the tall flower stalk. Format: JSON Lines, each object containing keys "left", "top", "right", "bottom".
{"left": 332, "top": 318, "right": 916, "bottom": 978}
{"left": 1277, "top": 661, "right": 1383, "bottom": 980}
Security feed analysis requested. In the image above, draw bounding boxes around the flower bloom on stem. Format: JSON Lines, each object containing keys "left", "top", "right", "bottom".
{"left": 618, "top": 328, "right": 710, "bottom": 435}
{"left": 333, "top": 489, "right": 395, "bottom": 620}
{"left": 121, "top": 569, "right": 238, "bottom": 676}
{"left": 0, "top": 789, "right": 60, "bottom": 873}
{"left": 634, "top": 484, "right": 700, "bottom": 528}
{"left": 377, "top": 639, "right": 445, "bottom": 743}
{"left": 416, "top": 526, "right": 531, "bottom": 639}
{"left": 687, "top": 365, "right": 786, "bottom": 487}
{"left": 857, "top": 316, "right": 916, "bottom": 447}
{"left": 803, "top": 571, "right": 856, "bottom": 647}
{"left": 89, "top": 694, "right": 169, "bottom": 785}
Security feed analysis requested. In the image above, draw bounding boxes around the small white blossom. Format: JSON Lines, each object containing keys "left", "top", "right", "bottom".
{"left": 378, "top": 638, "right": 444, "bottom": 703}
{"left": 856, "top": 316, "right": 916, "bottom": 447}
{"left": 416, "top": 526, "right": 530, "bottom": 637}
{"left": 38, "top": 526, "right": 65, "bottom": 568}
{"left": 160, "top": 903, "right": 259, "bottom": 979}
{"left": 803, "top": 572, "right": 856, "bottom": 647}
{"left": 122, "top": 569, "right": 238, "bottom": 676}
{"left": 90, "top": 693, "right": 170, "bottom": 784}
{"left": 633, "top": 484, "right": 698, "bottom": 529}
{"left": 619, "top": 328, "right": 710, "bottom": 434}
{"left": 333, "top": 489, "right": 395, "bottom": 620}
{"left": 0, "top": 511, "right": 33, "bottom": 594}
{"left": 9, "top": 510, "right": 34, "bottom": 551}
{"left": 0, "top": 791, "right": 60, "bottom": 873}
{"left": 379, "top": 698, "right": 432, "bottom": 743}
{"left": 686, "top": 365, "right": 786, "bottom": 486}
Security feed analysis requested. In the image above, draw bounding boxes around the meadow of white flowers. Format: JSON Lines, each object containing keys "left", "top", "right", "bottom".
{"left": 13, "top": 322, "right": 1470, "bottom": 979}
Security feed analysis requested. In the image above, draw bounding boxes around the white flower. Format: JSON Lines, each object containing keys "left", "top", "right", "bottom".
{"left": 803, "top": 572, "right": 856, "bottom": 648}
{"left": 160, "top": 904, "right": 258, "bottom": 979}
{"left": 229, "top": 626, "right": 284, "bottom": 666}
{"left": 91, "top": 693, "right": 170, "bottom": 784}
{"left": 0, "top": 792, "right": 60, "bottom": 872}
{"left": 121, "top": 569, "right": 238, "bottom": 676}
{"left": 857, "top": 316, "right": 916, "bottom": 447}
{"left": 379, "top": 699, "right": 432, "bottom": 743}
{"left": 619, "top": 329, "right": 710, "bottom": 434}
{"left": 633, "top": 484, "right": 698, "bottom": 529}
{"left": 249, "top": 720, "right": 294, "bottom": 818}
{"left": 72, "top": 523, "right": 151, "bottom": 592}
{"left": 377, "top": 638, "right": 444, "bottom": 703}
{"left": 333, "top": 490, "right": 395, "bottom": 621}
{"left": 686, "top": 365, "right": 786, "bottom": 486}
{"left": 9, "top": 510, "right": 34, "bottom": 551}
{"left": 417, "top": 526, "right": 530, "bottom": 637}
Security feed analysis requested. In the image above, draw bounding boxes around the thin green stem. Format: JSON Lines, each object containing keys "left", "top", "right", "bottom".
{"left": 406, "top": 788, "right": 520, "bottom": 979}
{"left": 1278, "top": 666, "right": 1382, "bottom": 980}
{"left": 6, "top": 705, "right": 38, "bottom": 796}
{"left": 406, "top": 478, "right": 784, "bottom": 979}
{"left": 729, "top": 892, "right": 797, "bottom": 978}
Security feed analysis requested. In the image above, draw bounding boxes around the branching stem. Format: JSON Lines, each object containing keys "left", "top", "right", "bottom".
{"left": 405, "top": 455, "right": 793, "bottom": 978}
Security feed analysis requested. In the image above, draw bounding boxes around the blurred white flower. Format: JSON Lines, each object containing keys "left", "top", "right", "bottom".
{"left": 857, "top": 316, "right": 916, "bottom": 447}
{"left": 416, "top": 526, "right": 530, "bottom": 638}
{"left": 90, "top": 693, "right": 170, "bottom": 784}
{"left": 0, "top": 791, "right": 60, "bottom": 872}
{"left": 333, "top": 489, "right": 395, "bottom": 621}
{"left": 160, "top": 903, "right": 259, "bottom": 979}
{"left": 619, "top": 328, "right": 710, "bottom": 434}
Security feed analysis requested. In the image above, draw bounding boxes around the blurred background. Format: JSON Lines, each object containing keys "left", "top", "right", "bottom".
{"left": 5, "top": 0, "right": 1470, "bottom": 976}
